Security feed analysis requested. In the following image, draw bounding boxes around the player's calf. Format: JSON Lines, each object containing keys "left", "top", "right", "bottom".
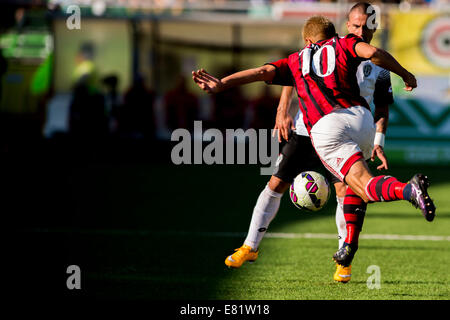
{"left": 343, "top": 187, "right": 367, "bottom": 244}
{"left": 365, "top": 174, "right": 435, "bottom": 221}
{"left": 334, "top": 190, "right": 362, "bottom": 267}
{"left": 365, "top": 175, "right": 409, "bottom": 202}
{"left": 333, "top": 187, "right": 366, "bottom": 266}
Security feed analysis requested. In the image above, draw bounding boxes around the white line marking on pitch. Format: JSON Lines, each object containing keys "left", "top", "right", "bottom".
{"left": 265, "top": 232, "right": 450, "bottom": 241}
{"left": 21, "top": 228, "right": 450, "bottom": 241}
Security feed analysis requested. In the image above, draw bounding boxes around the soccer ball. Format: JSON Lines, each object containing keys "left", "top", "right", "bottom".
{"left": 289, "top": 171, "right": 331, "bottom": 212}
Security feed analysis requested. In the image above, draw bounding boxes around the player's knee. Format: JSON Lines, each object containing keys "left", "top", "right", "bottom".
{"left": 344, "top": 161, "right": 373, "bottom": 202}
{"left": 335, "top": 196, "right": 344, "bottom": 210}
{"left": 334, "top": 182, "right": 347, "bottom": 198}
{"left": 337, "top": 219, "right": 346, "bottom": 231}
{"left": 268, "top": 176, "right": 290, "bottom": 194}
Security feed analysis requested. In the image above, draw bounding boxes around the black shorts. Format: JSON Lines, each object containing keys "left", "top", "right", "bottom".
{"left": 273, "top": 133, "right": 340, "bottom": 185}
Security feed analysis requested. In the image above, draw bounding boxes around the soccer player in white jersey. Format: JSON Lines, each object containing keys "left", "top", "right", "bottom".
{"left": 224, "top": 3, "right": 392, "bottom": 283}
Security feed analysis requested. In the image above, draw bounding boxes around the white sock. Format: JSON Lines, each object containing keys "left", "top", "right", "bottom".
{"left": 335, "top": 196, "right": 346, "bottom": 249}
{"left": 244, "top": 184, "right": 283, "bottom": 250}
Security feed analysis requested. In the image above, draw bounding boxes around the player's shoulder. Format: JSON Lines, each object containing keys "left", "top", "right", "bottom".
{"left": 342, "top": 33, "right": 360, "bottom": 39}
{"left": 289, "top": 50, "right": 300, "bottom": 58}
{"left": 338, "top": 33, "right": 363, "bottom": 42}
{"left": 336, "top": 33, "right": 364, "bottom": 54}
{"left": 320, "top": 35, "right": 338, "bottom": 45}
{"left": 287, "top": 51, "right": 301, "bottom": 63}
{"left": 359, "top": 60, "right": 377, "bottom": 78}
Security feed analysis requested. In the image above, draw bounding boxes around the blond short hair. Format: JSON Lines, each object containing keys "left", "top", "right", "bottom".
{"left": 302, "top": 15, "right": 336, "bottom": 42}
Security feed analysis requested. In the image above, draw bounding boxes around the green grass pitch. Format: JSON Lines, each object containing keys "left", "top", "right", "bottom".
{"left": 11, "top": 159, "right": 450, "bottom": 301}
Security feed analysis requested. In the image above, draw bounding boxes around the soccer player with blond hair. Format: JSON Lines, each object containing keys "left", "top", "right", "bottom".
{"left": 192, "top": 10, "right": 435, "bottom": 281}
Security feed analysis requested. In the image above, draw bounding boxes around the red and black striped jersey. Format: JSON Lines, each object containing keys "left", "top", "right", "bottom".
{"left": 266, "top": 34, "right": 370, "bottom": 133}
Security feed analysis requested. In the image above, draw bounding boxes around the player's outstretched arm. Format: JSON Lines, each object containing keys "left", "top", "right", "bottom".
{"left": 273, "top": 86, "right": 295, "bottom": 142}
{"left": 354, "top": 42, "right": 417, "bottom": 91}
{"left": 191, "top": 69, "right": 223, "bottom": 94}
{"left": 192, "top": 65, "right": 276, "bottom": 94}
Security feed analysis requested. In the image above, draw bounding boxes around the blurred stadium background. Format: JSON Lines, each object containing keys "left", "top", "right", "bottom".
{"left": 2, "top": 0, "right": 449, "bottom": 303}
{"left": 1, "top": 0, "right": 449, "bottom": 157}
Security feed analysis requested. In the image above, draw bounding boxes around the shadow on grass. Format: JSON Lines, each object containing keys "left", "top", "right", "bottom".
{"left": 5, "top": 138, "right": 450, "bottom": 301}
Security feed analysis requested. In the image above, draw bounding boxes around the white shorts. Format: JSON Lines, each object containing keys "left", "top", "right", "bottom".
{"left": 310, "top": 106, "right": 375, "bottom": 182}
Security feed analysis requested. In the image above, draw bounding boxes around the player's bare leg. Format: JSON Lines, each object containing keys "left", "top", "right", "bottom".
{"left": 343, "top": 160, "right": 373, "bottom": 202}
{"left": 345, "top": 159, "right": 435, "bottom": 220}
{"left": 225, "top": 175, "right": 287, "bottom": 268}
{"left": 268, "top": 175, "right": 291, "bottom": 194}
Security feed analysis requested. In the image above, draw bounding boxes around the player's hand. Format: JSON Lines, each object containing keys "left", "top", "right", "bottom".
{"left": 273, "top": 113, "right": 295, "bottom": 142}
{"left": 192, "top": 69, "right": 223, "bottom": 94}
{"left": 402, "top": 71, "right": 417, "bottom": 91}
{"left": 371, "top": 144, "right": 389, "bottom": 170}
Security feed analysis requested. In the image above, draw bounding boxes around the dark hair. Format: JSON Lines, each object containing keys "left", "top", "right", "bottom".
{"left": 348, "top": 2, "right": 378, "bottom": 30}
{"left": 349, "top": 2, "right": 377, "bottom": 18}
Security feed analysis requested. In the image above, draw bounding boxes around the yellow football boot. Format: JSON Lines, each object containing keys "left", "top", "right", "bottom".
{"left": 333, "top": 264, "right": 352, "bottom": 283}
{"left": 225, "top": 244, "right": 258, "bottom": 268}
